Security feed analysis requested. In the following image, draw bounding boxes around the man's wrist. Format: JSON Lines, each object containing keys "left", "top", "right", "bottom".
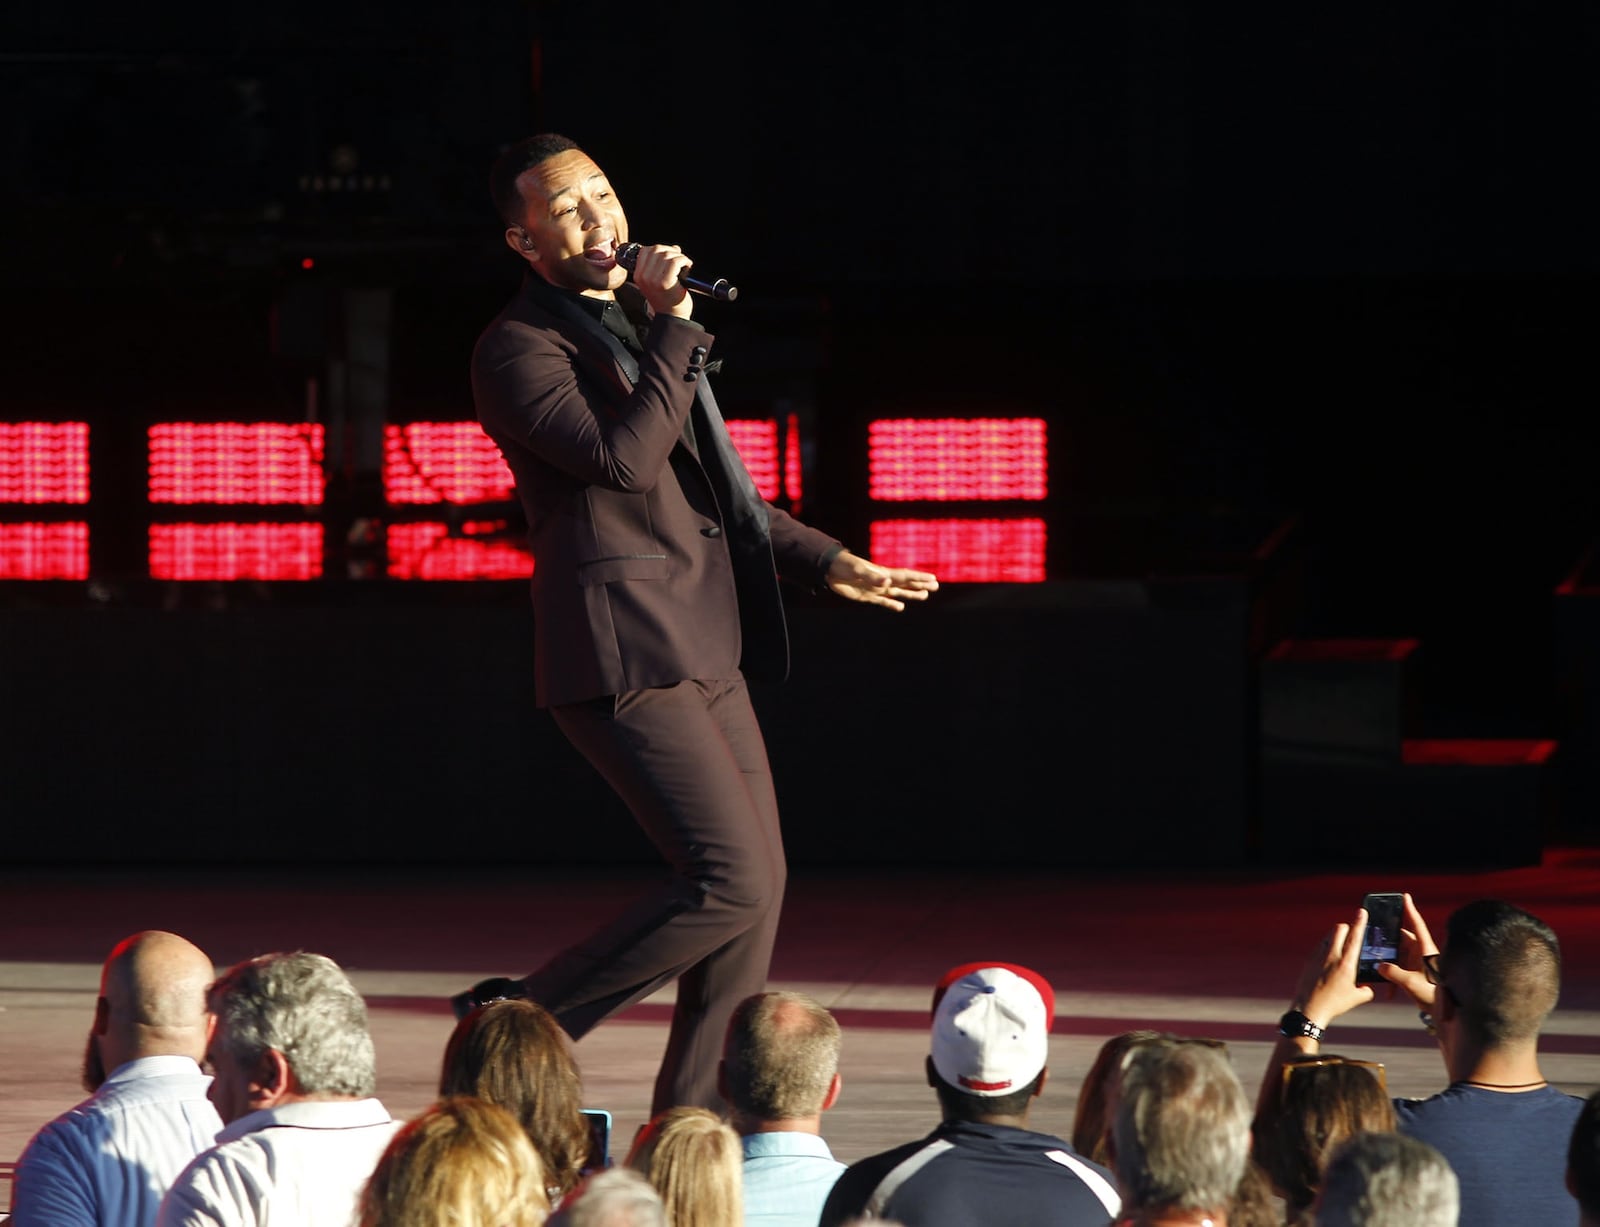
{"left": 1278, "top": 1008, "right": 1326, "bottom": 1041}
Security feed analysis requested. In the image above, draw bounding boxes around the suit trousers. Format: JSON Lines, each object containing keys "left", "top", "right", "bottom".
{"left": 536, "top": 673, "right": 787, "bottom": 1116}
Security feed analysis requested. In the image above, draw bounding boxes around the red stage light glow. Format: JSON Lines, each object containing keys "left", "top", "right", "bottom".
{"left": 0, "top": 522, "right": 89, "bottom": 579}
{"left": 149, "top": 523, "right": 323, "bottom": 580}
{"left": 868, "top": 517, "right": 1047, "bottom": 583}
{"left": 724, "top": 419, "right": 781, "bottom": 501}
{"left": 385, "top": 521, "right": 534, "bottom": 580}
{"left": 148, "top": 423, "right": 325, "bottom": 505}
{"left": 383, "top": 423, "right": 515, "bottom": 505}
{"left": 867, "top": 418, "right": 1047, "bottom": 502}
{"left": 783, "top": 413, "right": 803, "bottom": 506}
{"left": 0, "top": 422, "right": 90, "bottom": 503}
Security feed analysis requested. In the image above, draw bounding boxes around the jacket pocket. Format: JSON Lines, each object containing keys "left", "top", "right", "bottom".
{"left": 577, "top": 554, "right": 671, "bottom": 585}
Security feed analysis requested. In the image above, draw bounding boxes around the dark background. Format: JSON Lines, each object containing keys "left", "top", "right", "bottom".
{"left": 3, "top": 4, "right": 1598, "bottom": 855}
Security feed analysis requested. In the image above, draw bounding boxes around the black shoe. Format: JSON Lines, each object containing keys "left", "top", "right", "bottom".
{"left": 450, "top": 976, "right": 525, "bottom": 1020}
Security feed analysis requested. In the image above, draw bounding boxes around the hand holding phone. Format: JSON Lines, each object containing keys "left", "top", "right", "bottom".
{"left": 581, "top": 1108, "right": 612, "bottom": 1174}
{"left": 1357, "top": 892, "right": 1405, "bottom": 984}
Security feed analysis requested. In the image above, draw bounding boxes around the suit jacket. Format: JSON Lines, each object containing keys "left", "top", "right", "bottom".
{"left": 472, "top": 273, "right": 842, "bottom": 708}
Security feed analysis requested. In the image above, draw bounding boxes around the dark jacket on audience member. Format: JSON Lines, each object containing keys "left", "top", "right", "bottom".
{"left": 818, "top": 1119, "right": 1119, "bottom": 1227}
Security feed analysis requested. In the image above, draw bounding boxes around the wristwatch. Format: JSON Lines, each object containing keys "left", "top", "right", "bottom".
{"left": 1278, "top": 1009, "right": 1325, "bottom": 1041}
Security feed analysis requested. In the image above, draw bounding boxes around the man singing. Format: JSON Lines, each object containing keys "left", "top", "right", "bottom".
{"left": 455, "top": 133, "right": 938, "bottom": 1115}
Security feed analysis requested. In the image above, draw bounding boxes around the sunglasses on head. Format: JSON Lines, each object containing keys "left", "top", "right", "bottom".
{"left": 1280, "top": 1056, "right": 1387, "bottom": 1099}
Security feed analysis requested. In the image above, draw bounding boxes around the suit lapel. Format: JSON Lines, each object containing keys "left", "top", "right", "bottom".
{"left": 519, "top": 274, "right": 639, "bottom": 395}
{"left": 515, "top": 273, "right": 789, "bottom": 680}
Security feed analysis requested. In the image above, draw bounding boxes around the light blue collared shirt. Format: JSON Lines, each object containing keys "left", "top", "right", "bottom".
{"left": 12, "top": 1055, "right": 224, "bottom": 1227}
{"left": 741, "top": 1131, "right": 847, "bottom": 1227}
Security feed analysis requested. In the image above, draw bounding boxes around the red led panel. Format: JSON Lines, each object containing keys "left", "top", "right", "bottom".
{"left": 0, "top": 422, "right": 90, "bottom": 503}
{"left": 0, "top": 522, "right": 89, "bottom": 579}
{"left": 383, "top": 422, "right": 515, "bottom": 505}
{"left": 149, "top": 523, "right": 323, "bottom": 580}
{"left": 868, "top": 418, "right": 1048, "bottom": 501}
{"left": 869, "top": 517, "right": 1047, "bottom": 583}
{"left": 725, "top": 419, "right": 781, "bottom": 501}
{"left": 148, "top": 423, "right": 325, "bottom": 505}
{"left": 386, "top": 521, "right": 534, "bottom": 581}
{"left": 783, "top": 412, "right": 803, "bottom": 504}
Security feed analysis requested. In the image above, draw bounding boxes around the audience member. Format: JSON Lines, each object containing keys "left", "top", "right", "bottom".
{"left": 358, "top": 1094, "right": 549, "bottom": 1227}
{"left": 1074, "top": 1032, "right": 1236, "bottom": 1166}
{"left": 440, "top": 998, "right": 592, "bottom": 1202}
{"left": 1230, "top": 1160, "right": 1286, "bottom": 1227}
{"left": 1261, "top": 895, "right": 1582, "bottom": 1227}
{"left": 547, "top": 1167, "right": 665, "bottom": 1227}
{"left": 1074, "top": 1031, "right": 1275, "bottom": 1227}
{"left": 625, "top": 1105, "right": 742, "bottom": 1227}
{"left": 1567, "top": 1089, "right": 1600, "bottom": 1227}
{"left": 1253, "top": 1055, "right": 1395, "bottom": 1224}
{"left": 1312, "top": 1131, "right": 1458, "bottom": 1227}
{"left": 820, "top": 961, "right": 1120, "bottom": 1226}
{"left": 1109, "top": 1040, "right": 1252, "bottom": 1227}
{"left": 11, "top": 931, "right": 222, "bottom": 1227}
{"left": 718, "top": 990, "right": 846, "bottom": 1226}
{"left": 156, "top": 950, "right": 403, "bottom": 1227}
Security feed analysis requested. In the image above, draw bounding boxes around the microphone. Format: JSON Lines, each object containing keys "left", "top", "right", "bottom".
{"left": 614, "top": 242, "right": 739, "bottom": 302}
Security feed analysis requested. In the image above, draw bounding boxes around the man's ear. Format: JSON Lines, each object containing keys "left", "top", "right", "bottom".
{"left": 820, "top": 1071, "right": 842, "bottom": 1112}
{"left": 924, "top": 1055, "right": 937, "bottom": 1089}
{"left": 1034, "top": 1067, "right": 1049, "bottom": 1099}
{"left": 92, "top": 997, "right": 111, "bottom": 1037}
{"left": 1437, "top": 985, "right": 1459, "bottom": 1024}
{"left": 252, "top": 1048, "right": 295, "bottom": 1106}
{"left": 504, "top": 227, "right": 536, "bottom": 259}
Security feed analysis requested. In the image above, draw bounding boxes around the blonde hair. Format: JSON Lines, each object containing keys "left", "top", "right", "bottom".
{"left": 359, "top": 1095, "right": 550, "bottom": 1227}
{"left": 722, "top": 991, "right": 841, "bottom": 1121}
{"left": 625, "top": 1106, "right": 741, "bottom": 1227}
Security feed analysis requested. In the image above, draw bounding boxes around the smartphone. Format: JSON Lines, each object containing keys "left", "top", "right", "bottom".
{"left": 581, "top": 1107, "right": 612, "bottom": 1173}
{"left": 1357, "top": 892, "right": 1405, "bottom": 984}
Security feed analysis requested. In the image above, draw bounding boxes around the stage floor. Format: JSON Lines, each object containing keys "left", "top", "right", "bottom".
{"left": 5, "top": 851, "right": 1600, "bottom": 1206}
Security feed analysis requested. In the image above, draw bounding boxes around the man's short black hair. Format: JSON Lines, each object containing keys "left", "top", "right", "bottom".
{"left": 933, "top": 1070, "right": 1043, "bottom": 1122}
{"left": 1443, "top": 899, "right": 1561, "bottom": 1046}
{"left": 489, "top": 133, "right": 582, "bottom": 227}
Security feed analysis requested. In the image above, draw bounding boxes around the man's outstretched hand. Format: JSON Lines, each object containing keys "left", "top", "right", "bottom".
{"left": 825, "top": 549, "right": 939, "bottom": 611}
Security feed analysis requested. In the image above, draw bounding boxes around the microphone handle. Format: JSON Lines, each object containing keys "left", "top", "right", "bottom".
{"left": 679, "top": 273, "right": 738, "bottom": 302}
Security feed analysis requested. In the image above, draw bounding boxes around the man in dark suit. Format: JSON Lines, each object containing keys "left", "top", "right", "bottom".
{"left": 456, "top": 133, "right": 939, "bottom": 1117}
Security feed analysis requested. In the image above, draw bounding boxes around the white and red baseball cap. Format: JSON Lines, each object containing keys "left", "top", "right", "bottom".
{"left": 929, "top": 961, "right": 1055, "bottom": 1096}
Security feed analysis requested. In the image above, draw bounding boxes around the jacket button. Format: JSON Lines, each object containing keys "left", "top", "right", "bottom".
{"left": 691, "top": 346, "right": 708, "bottom": 360}
{"left": 701, "top": 525, "right": 723, "bottom": 538}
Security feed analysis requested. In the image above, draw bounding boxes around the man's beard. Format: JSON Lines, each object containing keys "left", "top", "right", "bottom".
{"left": 81, "top": 1030, "right": 106, "bottom": 1093}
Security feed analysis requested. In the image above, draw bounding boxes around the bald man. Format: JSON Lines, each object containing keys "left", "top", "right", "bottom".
{"left": 12, "top": 930, "right": 224, "bottom": 1227}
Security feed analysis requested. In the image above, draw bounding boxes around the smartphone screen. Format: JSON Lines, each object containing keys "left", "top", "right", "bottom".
{"left": 1358, "top": 892, "right": 1404, "bottom": 984}
{"left": 581, "top": 1108, "right": 612, "bottom": 1173}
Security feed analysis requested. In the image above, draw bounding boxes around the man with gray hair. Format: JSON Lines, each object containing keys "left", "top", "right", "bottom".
{"left": 718, "top": 990, "right": 846, "bottom": 1226}
{"left": 1109, "top": 1039, "right": 1251, "bottom": 1225}
{"left": 155, "top": 951, "right": 402, "bottom": 1227}
{"left": 547, "top": 1166, "right": 666, "bottom": 1227}
{"left": 12, "top": 931, "right": 223, "bottom": 1227}
{"left": 1314, "top": 1131, "right": 1459, "bottom": 1227}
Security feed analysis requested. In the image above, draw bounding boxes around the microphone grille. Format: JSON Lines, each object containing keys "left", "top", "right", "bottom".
{"left": 614, "top": 242, "right": 640, "bottom": 270}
